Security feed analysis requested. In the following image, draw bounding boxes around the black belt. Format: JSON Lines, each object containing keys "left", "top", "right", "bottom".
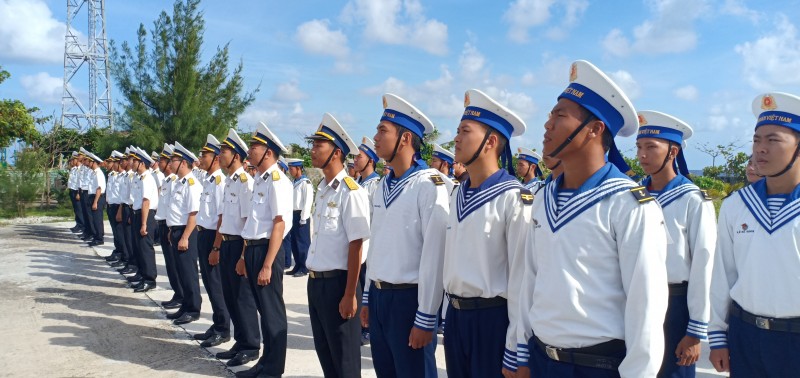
{"left": 196, "top": 225, "right": 212, "bottom": 232}
{"left": 244, "top": 238, "right": 268, "bottom": 247}
{"left": 373, "top": 281, "right": 417, "bottom": 290}
{"left": 132, "top": 209, "right": 142, "bottom": 215}
{"left": 308, "top": 270, "right": 345, "bottom": 279}
{"left": 221, "top": 234, "right": 242, "bottom": 241}
{"left": 448, "top": 295, "right": 507, "bottom": 310}
{"left": 534, "top": 336, "right": 624, "bottom": 370}
{"left": 731, "top": 302, "right": 800, "bottom": 333}
{"left": 157, "top": 220, "right": 167, "bottom": 226}
{"left": 169, "top": 226, "right": 186, "bottom": 232}
{"left": 669, "top": 281, "right": 688, "bottom": 296}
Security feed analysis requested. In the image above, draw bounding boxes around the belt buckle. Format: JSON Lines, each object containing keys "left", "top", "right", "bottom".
{"left": 451, "top": 298, "right": 461, "bottom": 310}
{"left": 375, "top": 281, "right": 382, "bottom": 290}
{"left": 545, "top": 345, "right": 560, "bottom": 361}
{"left": 309, "top": 271, "right": 317, "bottom": 279}
{"left": 755, "top": 316, "right": 770, "bottom": 330}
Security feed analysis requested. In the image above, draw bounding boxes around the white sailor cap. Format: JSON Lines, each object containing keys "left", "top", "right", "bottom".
{"left": 150, "top": 151, "right": 159, "bottom": 160}
{"left": 160, "top": 143, "right": 174, "bottom": 159}
{"left": 79, "top": 147, "right": 89, "bottom": 156}
{"left": 380, "top": 93, "right": 434, "bottom": 138}
{"left": 222, "top": 128, "right": 248, "bottom": 158}
{"left": 432, "top": 143, "right": 454, "bottom": 164}
{"left": 71, "top": 151, "right": 79, "bottom": 157}
{"left": 277, "top": 157, "right": 289, "bottom": 171}
{"left": 636, "top": 110, "right": 694, "bottom": 176}
{"left": 172, "top": 141, "right": 198, "bottom": 164}
{"left": 359, "top": 137, "right": 379, "bottom": 162}
{"left": 285, "top": 158, "right": 304, "bottom": 167}
{"left": 202, "top": 134, "right": 221, "bottom": 155}
{"left": 462, "top": 89, "right": 526, "bottom": 139}
{"left": 251, "top": 121, "right": 288, "bottom": 154}
{"left": 305, "top": 113, "right": 359, "bottom": 156}
{"left": 517, "top": 147, "right": 541, "bottom": 164}
{"left": 752, "top": 92, "right": 800, "bottom": 133}
{"left": 127, "top": 146, "right": 137, "bottom": 158}
{"left": 87, "top": 152, "right": 103, "bottom": 163}
{"left": 111, "top": 150, "right": 125, "bottom": 160}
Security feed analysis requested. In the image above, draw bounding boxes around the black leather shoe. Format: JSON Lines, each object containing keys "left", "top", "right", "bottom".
{"left": 81, "top": 236, "right": 93, "bottom": 242}
{"left": 110, "top": 260, "right": 126, "bottom": 267}
{"left": 119, "top": 267, "right": 137, "bottom": 274}
{"left": 126, "top": 274, "right": 143, "bottom": 282}
{"left": 284, "top": 269, "right": 297, "bottom": 276}
{"left": 233, "top": 363, "right": 263, "bottom": 376}
{"left": 133, "top": 282, "right": 156, "bottom": 293}
{"left": 173, "top": 313, "right": 199, "bottom": 325}
{"left": 128, "top": 281, "right": 143, "bottom": 289}
{"left": 292, "top": 271, "right": 308, "bottom": 277}
{"left": 227, "top": 351, "right": 259, "bottom": 367}
{"left": 166, "top": 311, "right": 185, "bottom": 320}
{"left": 193, "top": 329, "right": 213, "bottom": 341}
{"left": 88, "top": 240, "right": 104, "bottom": 246}
{"left": 200, "top": 334, "right": 230, "bottom": 347}
{"left": 162, "top": 300, "right": 181, "bottom": 309}
{"left": 105, "top": 253, "right": 119, "bottom": 261}
{"left": 215, "top": 349, "right": 239, "bottom": 359}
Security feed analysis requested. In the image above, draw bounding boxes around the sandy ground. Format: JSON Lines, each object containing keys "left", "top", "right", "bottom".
{"left": 0, "top": 221, "right": 725, "bottom": 377}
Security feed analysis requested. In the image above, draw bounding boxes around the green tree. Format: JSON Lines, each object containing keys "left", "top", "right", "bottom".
{"left": 0, "top": 67, "right": 41, "bottom": 148}
{"left": 109, "top": 0, "right": 257, "bottom": 152}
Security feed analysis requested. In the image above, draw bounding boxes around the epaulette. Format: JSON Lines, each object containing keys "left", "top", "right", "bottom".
{"left": 520, "top": 189, "right": 534, "bottom": 205}
{"left": 630, "top": 186, "right": 654, "bottom": 203}
{"left": 272, "top": 171, "right": 280, "bottom": 181}
{"left": 700, "top": 189, "right": 712, "bottom": 201}
{"left": 128, "top": 172, "right": 134, "bottom": 178}
{"left": 215, "top": 175, "right": 222, "bottom": 185}
{"left": 188, "top": 177, "right": 195, "bottom": 186}
{"left": 429, "top": 174, "right": 444, "bottom": 186}
{"left": 239, "top": 173, "right": 247, "bottom": 182}
{"left": 343, "top": 176, "right": 358, "bottom": 190}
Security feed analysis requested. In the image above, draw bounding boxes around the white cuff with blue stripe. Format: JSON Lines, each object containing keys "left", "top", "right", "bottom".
{"left": 708, "top": 331, "right": 728, "bottom": 349}
{"left": 413, "top": 311, "right": 437, "bottom": 331}
{"left": 503, "top": 348, "right": 517, "bottom": 371}
{"left": 686, "top": 319, "right": 708, "bottom": 339}
{"left": 516, "top": 343, "right": 530, "bottom": 366}
{"left": 361, "top": 291, "right": 369, "bottom": 306}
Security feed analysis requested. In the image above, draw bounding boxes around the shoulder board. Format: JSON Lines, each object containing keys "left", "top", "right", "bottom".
{"left": 429, "top": 174, "right": 444, "bottom": 186}
{"left": 630, "top": 186, "right": 654, "bottom": 204}
{"left": 215, "top": 175, "right": 222, "bottom": 185}
{"left": 188, "top": 178, "right": 195, "bottom": 186}
{"left": 700, "top": 189, "right": 712, "bottom": 201}
{"left": 520, "top": 189, "right": 534, "bottom": 205}
{"left": 128, "top": 172, "right": 134, "bottom": 178}
{"left": 343, "top": 176, "right": 358, "bottom": 190}
{"left": 272, "top": 170, "right": 280, "bottom": 181}
{"left": 452, "top": 179, "right": 459, "bottom": 184}
{"left": 239, "top": 173, "right": 247, "bottom": 182}
{"left": 170, "top": 175, "right": 177, "bottom": 182}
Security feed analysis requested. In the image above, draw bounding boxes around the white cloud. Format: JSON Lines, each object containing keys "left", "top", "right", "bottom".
{"left": 458, "top": 42, "right": 486, "bottom": 79}
{"left": 609, "top": 70, "right": 641, "bottom": 100}
{"left": 295, "top": 19, "right": 352, "bottom": 73}
{"left": 271, "top": 80, "right": 309, "bottom": 102}
{"left": 341, "top": 0, "right": 448, "bottom": 55}
{"left": 603, "top": 0, "right": 710, "bottom": 56}
{"left": 521, "top": 72, "right": 536, "bottom": 86}
{"left": 20, "top": 72, "right": 63, "bottom": 104}
{"left": 237, "top": 100, "right": 319, "bottom": 142}
{"left": 0, "top": 0, "right": 68, "bottom": 63}
{"left": 735, "top": 15, "right": 800, "bottom": 90}
{"left": 674, "top": 85, "right": 698, "bottom": 101}
{"left": 720, "top": 0, "right": 760, "bottom": 23}
{"left": 703, "top": 91, "right": 750, "bottom": 133}
{"left": 504, "top": 0, "right": 588, "bottom": 43}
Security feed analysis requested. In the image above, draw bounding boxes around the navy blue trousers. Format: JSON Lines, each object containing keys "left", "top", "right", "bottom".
{"left": 80, "top": 190, "right": 93, "bottom": 238}
{"left": 220, "top": 238, "right": 260, "bottom": 352}
{"left": 88, "top": 194, "right": 105, "bottom": 242}
{"left": 729, "top": 303, "right": 800, "bottom": 377}
{"left": 107, "top": 203, "right": 122, "bottom": 254}
{"left": 244, "top": 242, "right": 287, "bottom": 376}
{"left": 444, "top": 303, "right": 508, "bottom": 378}
{"left": 658, "top": 293, "right": 695, "bottom": 378}
{"left": 70, "top": 189, "right": 84, "bottom": 229}
{"left": 197, "top": 229, "right": 230, "bottom": 335}
{"left": 290, "top": 210, "right": 310, "bottom": 274}
{"left": 368, "top": 284, "right": 437, "bottom": 378}
{"left": 170, "top": 227, "right": 201, "bottom": 315}
{"left": 283, "top": 234, "right": 292, "bottom": 268}
{"left": 122, "top": 206, "right": 137, "bottom": 268}
{"left": 132, "top": 210, "right": 157, "bottom": 283}
{"left": 527, "top": 335, "right": 625, "bottom": 378}
{"left": 308, "top": 272, "right": 362, "bottom": 378}
{"left": 159, "top": 222, "right": 183, "bottom": 302}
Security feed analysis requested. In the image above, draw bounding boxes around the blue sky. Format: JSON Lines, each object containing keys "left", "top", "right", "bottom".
{"left": 2, "top": 0, "right": 800, "bottom": 169}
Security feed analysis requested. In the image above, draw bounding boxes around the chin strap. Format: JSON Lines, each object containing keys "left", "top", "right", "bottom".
{"left": 547, "top": 114, "right": 595, "bottom": 158}
{"left": 652, "top": 142, "right": 674, "bottom": 176}
{"left": 768, "top": 143, "right": 800, "bottom": 177}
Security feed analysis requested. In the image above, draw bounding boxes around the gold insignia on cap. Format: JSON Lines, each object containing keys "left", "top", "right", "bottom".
{"left": 382, "top": 96, "right": 388, "bottom": 109}
{"left": 761, "top": 94, "right": 777, "bottom": 110}
{"left": 569, "top": 63, "right": 578, "bottom": 82}
{"left": 464, "top": 92, "right": 470, "bottom": 107}
{"left": 638, "top": 114, "right": 647, "bottom": 126}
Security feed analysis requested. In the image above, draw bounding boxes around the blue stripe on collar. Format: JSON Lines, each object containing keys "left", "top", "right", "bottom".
{"left": 642, "top": 175, "right": 698, "bottom": 208}
{"left": 739, "top": 179, "right": 800, "bottom": 234}
{"left": 456, "top": 170, "right": 521, "bottom": 222}
{"left": 358, "top": 172, "right": 380, "bottom": 185}
{"left": 382, "top": 163, "right": 427, "bottom": 208}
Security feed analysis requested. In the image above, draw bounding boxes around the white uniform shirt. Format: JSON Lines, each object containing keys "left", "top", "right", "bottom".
{"left": 364, "top": 165, "right": 449, "bottom": 331}
{"left": 155, "top": 173, "right": 176, "bottom": 220}
{"left": 358, "top": 172, "right": 381, "bottom": 202}
{"left": 647, "top": 176, "right": 716, "bottom": 339}
{"left": 154, "top": 169, "right": 165, "bottom": 190}
{"left": 118, "top": 170, "right": 134, "bottom": 205}
{"left": 241, "top": 163, "right": 293, "bottom": 240}
{"left": 79, "top": 165, "right": 90, "bottom": 191}
{"left": 90, "top": 167, "right": 106, "bottom": 194}
{"left": 197, "top": 169, "right": 225, "bottom": 230}
{"left": 522, "top": 178, "right": 541, "bottom": 191}
{"left": 219, "top": 167, "right": 253, "bottom": 236}
{"left": 443, "top": 170, "right": 531, "bottom": 368}
{"left": 516, "top": 164, "right": 668, "bottom": 378}
{"left": 166, "top": 172, "right": 201, "bottom": 227}
{"left": 132, "top": 169, "right": 159, "bottom": 211}
{"left": 68, "top": 166, "right": 80, "bottom": 190}
{"left": 708, "top": 181, "right": 800, "bottom": 349}
{"left": 306, "top": 169, "right": 371, "bottom": 271}
{"left": 106, "top": 171, "right": 120, "bottom": 204}
{"left": 292, "top": 175, "right": 313, "bottom": 221}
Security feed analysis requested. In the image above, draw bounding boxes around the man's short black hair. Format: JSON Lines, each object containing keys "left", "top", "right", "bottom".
{"left": 396, "top": 125, "right": 422, "bottom": 154}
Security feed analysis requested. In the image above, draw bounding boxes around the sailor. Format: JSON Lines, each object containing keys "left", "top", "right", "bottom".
{"left": 154, "top": 144, "right": 183, "bottom": 309}
{"left": 361, "top": 93, "right": 449, "bottom": 377}
{"left": 515, "top": 147, "right": 543, "bottom": 190}
{"left": 105, "top": 151, "right": 126, "bottom": 263}
{"left": 635, "top": 110, "right": 717, "bottom": 377}
{"left": 235, "top": 122, "right": 294, "bottom": 378}
{"left": 305, "top": 113, "right": 371, "bottom": 377}
{"left": 515, "top": 60, "right": 669, "bottom": 378}
{"left": 353, "top": 137, "right": 380, "bottom": 344}
{"left": 708, "top": 92, "right": 800, "bottom": 376}
{"left": 277, "top": 157, "right": 294, "bottom": 271}
{"left": 193, "top": 134, "right": 231, "bottom": 346}
{"left": 285, "top": 157, "right": 312, "bottom": 277}
{"left": 347, "top": 160, "right": 357, "bottom": 179}
{"left": 129, "top": 147, "right": 159, "bottom": 293}
{"left": 68, "top": 152, "right": 85, "bottom": 234}
{"left": 86, "top": 150, "right": 107, "bottom": 246}
{"left": 430, "top": 143, "right": 457, "bottom": 196}
{"left": 165, "top": 141, "right": 204, "bottom": 325}
{"left": 77, "top": 148, "right": 94, "bottom": 242}
{"left": 115, "top": 148, "right": 139, "bottom": 275}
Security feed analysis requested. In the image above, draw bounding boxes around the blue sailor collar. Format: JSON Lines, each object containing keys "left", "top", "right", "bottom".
{"left": 293, "top": 174, "right": 310, "bottom": 187}
{"left": 738, "top": 178, "right": 800, "bottom": 234}
{"left": 383, "top": 160, "right": 429, "bottom": 208}
{"left": 545, "top": 163, "right": 635, "bottom": 232}
{"left": 456, "top": 169, "right": 522, "bottom": 222}
{"left": 642, "top": 174, "right": 698, "bottom": 208}
{"left": 522, "top": 177, "right": 541, "bottom": 190}
{"left": 358, "top": 171, "right": 380, "bottom": 185}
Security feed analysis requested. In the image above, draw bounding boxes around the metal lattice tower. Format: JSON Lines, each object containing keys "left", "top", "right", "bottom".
{"left": 61, "top": 0, "right": 113, "bottom": 130}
